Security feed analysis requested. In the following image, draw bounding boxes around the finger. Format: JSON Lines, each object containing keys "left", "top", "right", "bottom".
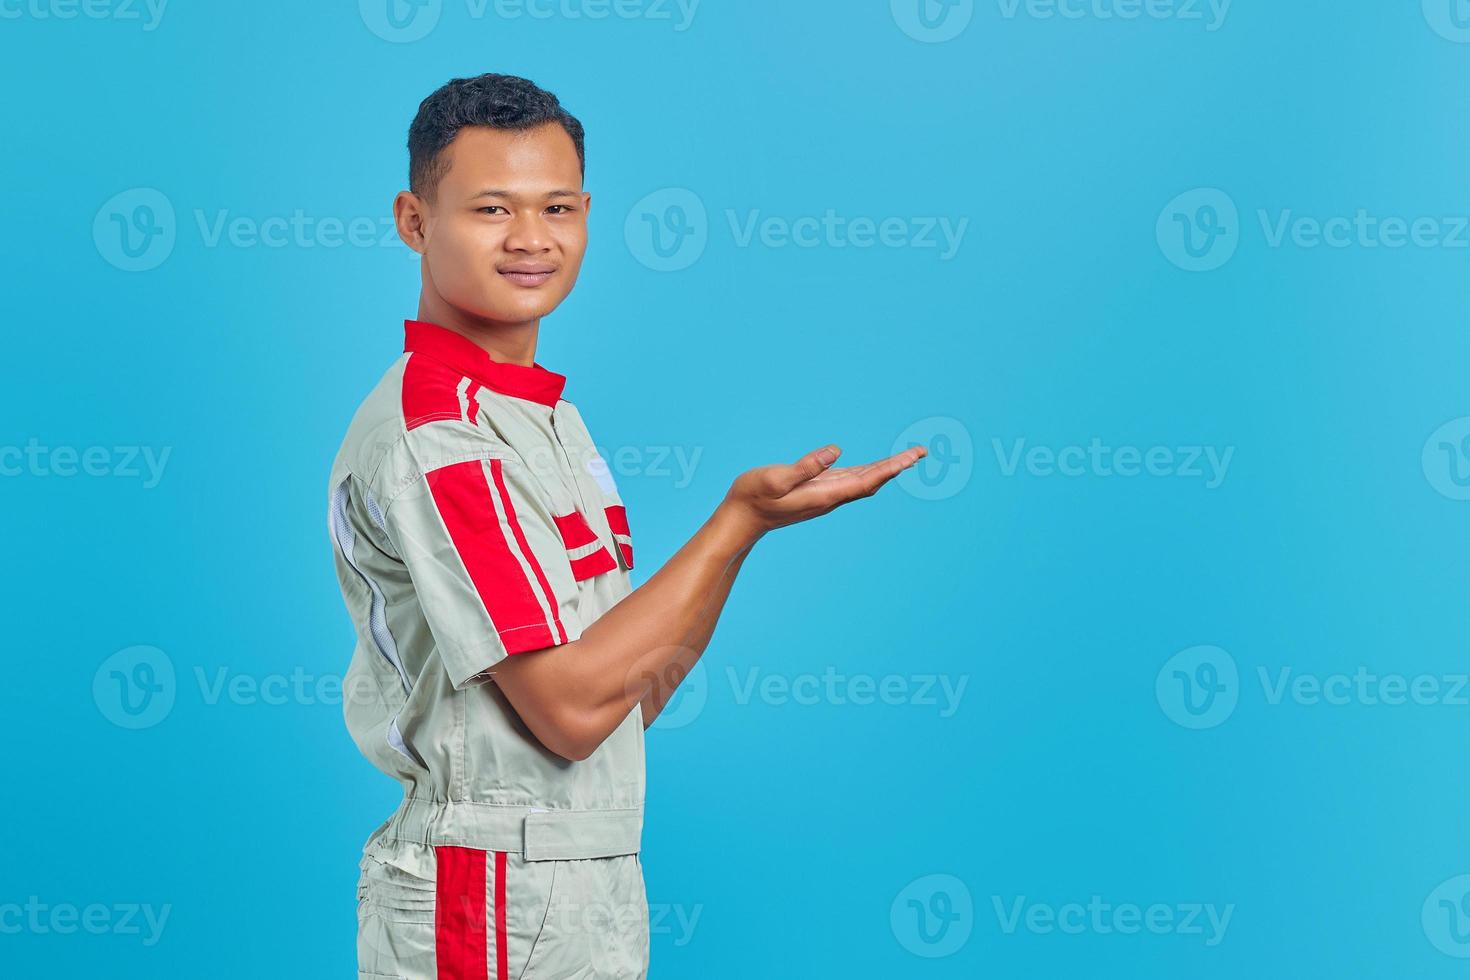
{"left": 769, "top": 444, "right": 841, "bottom": 495}
{"left": 811, "top": 444, "right": 928, "bottom": 482}
{"left": 821, "top": 446, "right": 924, "bottom": 481}
{"left": 852, "top": 447, "right": 925, "bottom": 496}
{"left": 783, "top": 449, "right": 919, "bottom": 508}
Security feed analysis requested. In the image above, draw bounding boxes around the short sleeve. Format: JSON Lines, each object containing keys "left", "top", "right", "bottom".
{"left": 381, "top": 453, "right": 583, "bottom": 689}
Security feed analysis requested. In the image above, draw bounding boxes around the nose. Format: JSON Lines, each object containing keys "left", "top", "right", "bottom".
{"left": 503, "top": 210, "right": 553, "bottom": 254}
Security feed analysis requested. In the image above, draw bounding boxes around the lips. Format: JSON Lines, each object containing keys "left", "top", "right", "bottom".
{"left": 498, "top": 265, "right": 557, "bottom": 288}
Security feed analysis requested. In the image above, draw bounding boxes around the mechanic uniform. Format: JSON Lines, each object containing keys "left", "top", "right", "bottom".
{"left": 327, "top": 319, "right": 648, "bottom": 980}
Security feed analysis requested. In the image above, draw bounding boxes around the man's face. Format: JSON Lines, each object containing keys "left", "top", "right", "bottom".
{"left": 409, "top": 122, "right": 589, "bottom": 327}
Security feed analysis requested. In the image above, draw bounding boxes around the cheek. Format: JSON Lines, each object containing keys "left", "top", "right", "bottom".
{"left": 428, "top": 223, "right": 492, "bottom": 284}
{"left": 557, "top": 228, "right": 589, "bottom": 271}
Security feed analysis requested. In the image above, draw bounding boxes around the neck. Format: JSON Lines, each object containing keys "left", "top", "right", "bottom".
{"left": 416, "top": 295, "right": 540, "bottom": 368}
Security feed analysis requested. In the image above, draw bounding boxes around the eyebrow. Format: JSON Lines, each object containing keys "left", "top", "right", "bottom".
{"left": 471, "top": 188, "right": 582, "bottom": 200}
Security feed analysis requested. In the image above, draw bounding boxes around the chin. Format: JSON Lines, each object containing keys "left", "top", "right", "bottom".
{"left": 472, "top": 294, "right": 560, "bottom": 325}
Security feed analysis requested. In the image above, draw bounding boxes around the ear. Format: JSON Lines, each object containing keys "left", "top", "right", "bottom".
{"left": 582, "top": 191, "right": 592, "bottom": 217}
{"left": 393, "top": 190, "right": 430, "bottom": 254}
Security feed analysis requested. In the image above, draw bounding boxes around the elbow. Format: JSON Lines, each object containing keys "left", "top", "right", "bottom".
{"left": 542, "top": 708, "right": 613, "bottom": 763}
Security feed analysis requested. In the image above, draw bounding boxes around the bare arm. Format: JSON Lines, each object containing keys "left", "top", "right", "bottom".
{"left": 638, "top": 541, "right": 751, "bottom": 729}
{"left": 489, "top": 442, "right": 926, "bottom": 760}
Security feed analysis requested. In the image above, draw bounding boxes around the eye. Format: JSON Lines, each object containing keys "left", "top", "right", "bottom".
{"left": 546, "top": 205, "right": 575, "bottom": 215}
{"left": 477, "top": 205, "right": 507, "bottom": 215}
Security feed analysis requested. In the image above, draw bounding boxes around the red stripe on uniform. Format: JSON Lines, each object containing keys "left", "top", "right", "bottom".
{"left": 604, "top": 504, "right": 630, "bottom": 536}
{"left": 403, "top": 353, "right": 469, "bottom": 431}
{"left": 464, "top": 380, "right": 482, "bottom": 426}
{"left": 494, "top": 850, "right": 508, "bottom": 980}
{"left": 435, "top": 846, "right": 488, "bottom": 980}
{"left": 605, "top": 505, "right": 634, "bottom": 568}
{"left": 569, "top": 546, "right": 618, "bottom": 581}
{"left": 488, "top": 458, "right": 569, "bottom": 644}
{"left": 427, "top": 460, "right": 561, "bottom": 653}
{"left": 552, "top": 510, "right": 598, "bottom": 549}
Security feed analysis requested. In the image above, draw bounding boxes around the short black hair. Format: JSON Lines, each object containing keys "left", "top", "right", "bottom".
{"left": 407, "top": 73, "right": 585, "bottom": 200}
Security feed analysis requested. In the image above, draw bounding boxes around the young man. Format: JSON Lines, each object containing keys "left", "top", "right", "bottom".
{"left": 326, "top": 73, "right": 926, "bottom": 980}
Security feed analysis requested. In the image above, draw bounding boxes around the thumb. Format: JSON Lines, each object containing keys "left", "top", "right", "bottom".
{"left": 771, "top": 444, "right": 841, "bottom": 494}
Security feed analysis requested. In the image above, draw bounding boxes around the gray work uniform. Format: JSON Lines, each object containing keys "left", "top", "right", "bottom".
{"left": 327, "top": 319, "right": 647, "bottom": 979}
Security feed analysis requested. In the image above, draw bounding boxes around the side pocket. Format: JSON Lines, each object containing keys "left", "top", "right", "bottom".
{"left": 359, "top": 849, "right": 438, "bottom": 924}
{"left": 516, "top": 859, "right": 561, "bottom": 980}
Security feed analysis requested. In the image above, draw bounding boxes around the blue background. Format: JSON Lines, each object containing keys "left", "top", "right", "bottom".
{"left": 4, "top": 0, "right": 1469, "bottom": 976}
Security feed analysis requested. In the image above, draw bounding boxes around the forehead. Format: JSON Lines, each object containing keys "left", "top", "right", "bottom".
{"left": 437, "top": 123, "right": 582, "bottom": 195}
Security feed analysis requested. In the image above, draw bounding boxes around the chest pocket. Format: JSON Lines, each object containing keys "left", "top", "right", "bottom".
{"left": 552, "top": 508, "right": 620, "bottom": 581}
{"left": 584, "top": 451, "right": 633, "bottom": 571}
{"left": 550, "top": 451, "right": 634, "bottom": 579}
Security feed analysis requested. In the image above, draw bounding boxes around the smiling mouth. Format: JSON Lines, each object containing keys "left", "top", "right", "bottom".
{"left": 499, "top": 268, "right": 556, "bottom": 288}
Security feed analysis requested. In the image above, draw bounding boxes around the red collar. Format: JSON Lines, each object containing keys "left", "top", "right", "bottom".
{"left": 403, "top": 319, "right": 566, "bottom": 408}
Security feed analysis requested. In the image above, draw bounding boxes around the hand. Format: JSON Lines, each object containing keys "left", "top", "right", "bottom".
{"left": 719, "top": 442, "right": 929, "bottom": 542}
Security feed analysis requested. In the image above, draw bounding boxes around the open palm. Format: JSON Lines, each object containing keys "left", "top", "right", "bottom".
{"left": 725, "top": 443, "right": 929, "bottom": 535}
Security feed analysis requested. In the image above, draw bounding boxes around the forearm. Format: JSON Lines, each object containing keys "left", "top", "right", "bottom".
{"left": 492, "top": 500, "right": 758, "bottom": 758}
{"left": 639, "top": 544, "right": 750, "bottom": 727}
{"left": 491, "top": 441, "right": 925, "bottom": 761}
